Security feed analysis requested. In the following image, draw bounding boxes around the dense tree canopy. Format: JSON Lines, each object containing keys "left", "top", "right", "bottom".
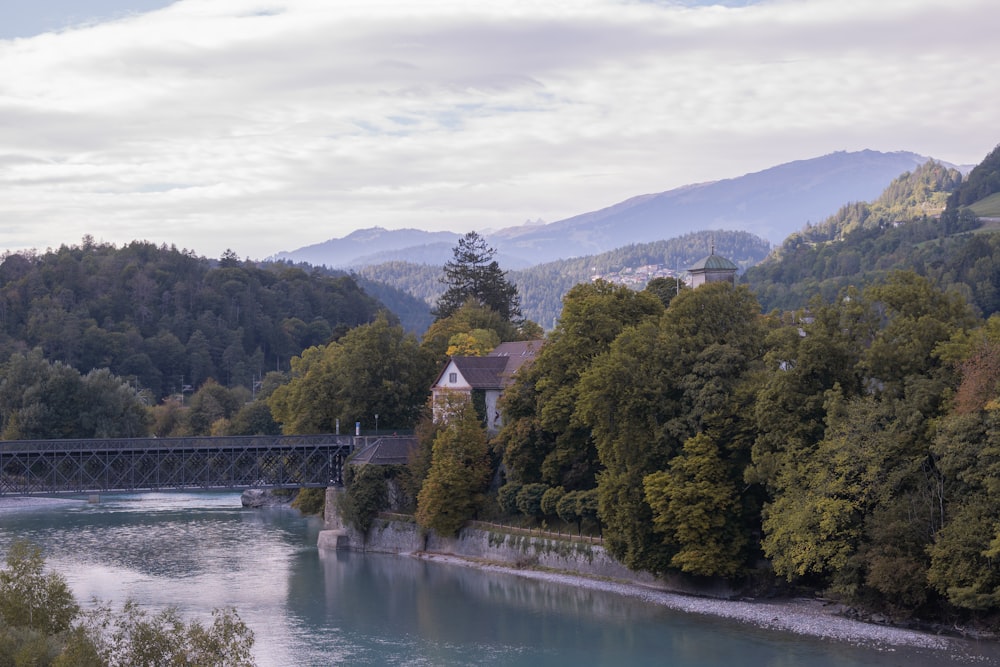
{"left": 0, "top": 241, "right": 385, "bottom": 400}
{"left": 474, "top": 254, "right": 1000, "bottom": 626}
{"left": 420, "top": 301, "right": 523, "bottom": 366}
{"left": 0, "top": 350, "right": 150, "bottom": 439}
{"left": 579, "top": 283, "right": 765, "bottom": 574}
{"left": 494, "top": 281, "right": 664, "bottom": 493}
{"left": 268, "top": 313, "right": 436, "bottom": 433}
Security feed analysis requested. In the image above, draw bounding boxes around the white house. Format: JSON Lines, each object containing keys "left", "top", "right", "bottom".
{"left": 431, "top": 340, "right": 541, "bottom": 433}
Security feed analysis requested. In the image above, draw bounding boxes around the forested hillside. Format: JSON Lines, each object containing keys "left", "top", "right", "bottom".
{"left": 745, "top": 158, "right": 995, "bottom": 314}
{"left": 790, "top": 160, "right": 962, "bottom": 244}
{"left": 948, "top": 143, "right": 1000, "bottom": 208}
{"left": 0, "top": 240, "right": 386, "bottom": 399}
{"left": 513, "top": 230, "right": 770, "bottom": 328}
{"left": 352, "top": 261, "right": 443, "bottom": 312}
{"left": 355, "top": 230, "right": 771, "bottom": 329}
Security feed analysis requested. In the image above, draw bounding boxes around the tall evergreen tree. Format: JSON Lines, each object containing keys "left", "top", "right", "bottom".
{"left": 434, "top": 232, "right": 521, "bottom": 322}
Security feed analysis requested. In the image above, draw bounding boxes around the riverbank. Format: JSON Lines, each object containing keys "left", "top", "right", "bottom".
{"left": 321, "top": 490, "right": 997, "bottom": 660}
{"left": 413, "top": 552, "right": 963, "bottom": 654}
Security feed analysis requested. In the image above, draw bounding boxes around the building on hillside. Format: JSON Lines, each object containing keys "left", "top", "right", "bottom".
{"left": 431, "top": 340, "right": 542, "bottom": 433}
{"left": 687, "top": 245, "right": 738, "bottom": 288}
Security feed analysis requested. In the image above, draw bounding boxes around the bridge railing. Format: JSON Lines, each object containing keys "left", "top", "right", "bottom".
{"left": 0, "top": 434, "right": 368, "bottom": 454}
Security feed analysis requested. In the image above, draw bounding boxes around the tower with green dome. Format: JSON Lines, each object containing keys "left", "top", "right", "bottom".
{"left": 687, "top": 243, "right": 737, "bottom": 288}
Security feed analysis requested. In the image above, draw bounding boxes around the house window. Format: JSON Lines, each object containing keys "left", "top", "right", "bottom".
{"left": 449, "top": 373, "right": 457, "bottom": 383}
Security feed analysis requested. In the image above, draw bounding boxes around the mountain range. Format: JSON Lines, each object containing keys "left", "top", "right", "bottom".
{"left": 272, "top": 150, "right": 957, "bottom": 269}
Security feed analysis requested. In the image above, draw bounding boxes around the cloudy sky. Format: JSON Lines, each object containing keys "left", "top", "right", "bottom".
{"left": 1, "top": 0, "right": 997, "bottom": 260}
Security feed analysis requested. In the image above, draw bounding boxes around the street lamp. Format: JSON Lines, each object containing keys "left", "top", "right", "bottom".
{"left": 374, "top": 414, "right": 379, "bottom": 433}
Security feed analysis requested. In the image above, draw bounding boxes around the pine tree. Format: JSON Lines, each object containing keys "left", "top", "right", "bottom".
{"left": 434, "top": 232, "right": 521, "bottom": 322}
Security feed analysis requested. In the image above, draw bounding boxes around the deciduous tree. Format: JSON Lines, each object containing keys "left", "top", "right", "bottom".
{"left": 0, "top": 541, "right": 77, "bottom": 636}
{"left": 415, "top": 394, "right": 491, "bottom": 536}
{"left": 269, "top": 313, "right": 435, "bottom": 433}
{"left": 495, "top": 281, "right": 663, "bottom": 491}
{"left": 644, "top": 433, "right": 747, "bottom": 577}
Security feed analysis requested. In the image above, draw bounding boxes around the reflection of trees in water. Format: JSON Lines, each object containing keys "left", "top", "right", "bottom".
{"left": 302, "top": 550, "right": 675, "bottom": 654}
{"left": 0, "top": 501, "right": 311, "bottom": 580}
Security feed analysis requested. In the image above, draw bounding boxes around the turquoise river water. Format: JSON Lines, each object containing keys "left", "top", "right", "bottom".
{"left": 0, "top": 491, "right": 997, "bottom": 666}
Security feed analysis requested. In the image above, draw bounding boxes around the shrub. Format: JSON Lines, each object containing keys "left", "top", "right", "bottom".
{"left": 516, "top": 483, "right": 548, "bottom": 520}
{"left": 497, "top": 482, "right": 523, "bottom": 515}
{"left": 540, "top": 486, "right": 565, "bottom": 518}
{"left": 340, "top": 465, "right": 389, "bottom": 534}
{"left": 291, "top": 488, "right": 326, "bottom": 516}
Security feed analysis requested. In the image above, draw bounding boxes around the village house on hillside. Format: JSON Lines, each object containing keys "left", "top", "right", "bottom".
{"left": 431, "top": 340, "right": 542, "bottom": 433}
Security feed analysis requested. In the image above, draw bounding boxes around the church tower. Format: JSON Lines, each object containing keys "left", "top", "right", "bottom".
{"left": 687, "top": 242, "right": 737, "bottom": 288}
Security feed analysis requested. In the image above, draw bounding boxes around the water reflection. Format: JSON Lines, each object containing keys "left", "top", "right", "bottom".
{"left": 0, "top": 492, "right": 995, "bottom": 667}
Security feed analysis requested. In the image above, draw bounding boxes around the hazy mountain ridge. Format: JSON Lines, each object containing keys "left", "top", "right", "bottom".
{"left": 348, "top": 242, "right": 533, "bottom": 271}
{"left": 493, "top": 150, "right": 935, "bottom": 264}
{"left": 276, "top": 150, "right": 945, "bottom": 269}
{"left": 270, "top": 227, "right": 462, "bottom": 268}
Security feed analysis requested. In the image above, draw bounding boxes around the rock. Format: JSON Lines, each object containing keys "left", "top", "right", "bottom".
{"left": 241, "top": 488, "right": 296, "bottom": 508}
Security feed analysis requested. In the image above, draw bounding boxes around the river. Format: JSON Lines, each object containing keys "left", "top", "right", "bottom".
{"left": 0, "top": 491, "right": 996, "bottom": 666}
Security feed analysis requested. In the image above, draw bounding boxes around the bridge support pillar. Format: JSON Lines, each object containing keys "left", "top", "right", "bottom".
{"left": 318, "top": 487, "right": 352, "bottom": 551}
{"left": 323, "top": 487, "right": 345, "bottom": 530}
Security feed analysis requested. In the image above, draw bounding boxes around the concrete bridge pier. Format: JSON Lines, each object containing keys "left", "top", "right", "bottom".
{"left": 318, "top": 487, "right": 352, "bottom": 550}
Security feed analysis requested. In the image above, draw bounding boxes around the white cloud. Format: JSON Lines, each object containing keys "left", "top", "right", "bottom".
{"left": 0, "top": 0, "right": 997, "bottom": 259}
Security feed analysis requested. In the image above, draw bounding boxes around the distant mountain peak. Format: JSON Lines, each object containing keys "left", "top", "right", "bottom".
{"left": 271, "top": 227, "right": 461, "bottom": 268}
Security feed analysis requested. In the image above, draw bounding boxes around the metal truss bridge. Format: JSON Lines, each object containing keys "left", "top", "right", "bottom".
{"left": 0, "top": 434, "right": 386, "bottom": 495}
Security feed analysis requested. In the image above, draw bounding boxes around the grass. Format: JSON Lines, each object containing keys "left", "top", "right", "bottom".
{"left": 970, "top": 192, "right": 1000, "bottom": 218}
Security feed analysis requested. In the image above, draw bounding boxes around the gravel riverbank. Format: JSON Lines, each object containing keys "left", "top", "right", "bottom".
{"left": 414, "top": 552, "right": 969, "bottom": 655}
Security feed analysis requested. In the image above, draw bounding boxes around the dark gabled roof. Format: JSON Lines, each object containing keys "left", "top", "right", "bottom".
{"left": 489, "top": 340, "right": 542, "bottom": 379}
{"left": 433, "top": 340, "right": 544, "bottom": 391}
{"left": 451, "top": 356, "right": 508, "bottom": 389}
{"left": 350, "top": 437, "right": 419, "bottom": 466}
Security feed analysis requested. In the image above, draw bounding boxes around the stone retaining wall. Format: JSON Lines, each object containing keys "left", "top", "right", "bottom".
{"left": 319, "top": 487, "right": 738, "bottom": 598}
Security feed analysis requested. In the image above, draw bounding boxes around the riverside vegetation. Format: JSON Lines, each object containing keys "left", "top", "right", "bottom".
{"left": 0, "top": 540, "right": 255, "bottom": 666}
{"left": 4, "top": 146, "right": 1000, "bottom": 635}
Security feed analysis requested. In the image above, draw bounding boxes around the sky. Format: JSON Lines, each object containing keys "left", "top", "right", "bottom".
{"left": 0, "top": 0, "right": 997, "bottom": 261}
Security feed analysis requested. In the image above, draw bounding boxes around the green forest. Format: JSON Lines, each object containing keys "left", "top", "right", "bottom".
{"left": 0, "top": 240, "right": 385, "bottom": 401}
{"left": 399, "top": 267, "right": 1000, "bottom": 628}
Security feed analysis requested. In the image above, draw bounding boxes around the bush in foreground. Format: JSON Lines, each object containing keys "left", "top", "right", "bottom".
{"left": 0, "top": 540, "right": 255, "bottom": 666}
